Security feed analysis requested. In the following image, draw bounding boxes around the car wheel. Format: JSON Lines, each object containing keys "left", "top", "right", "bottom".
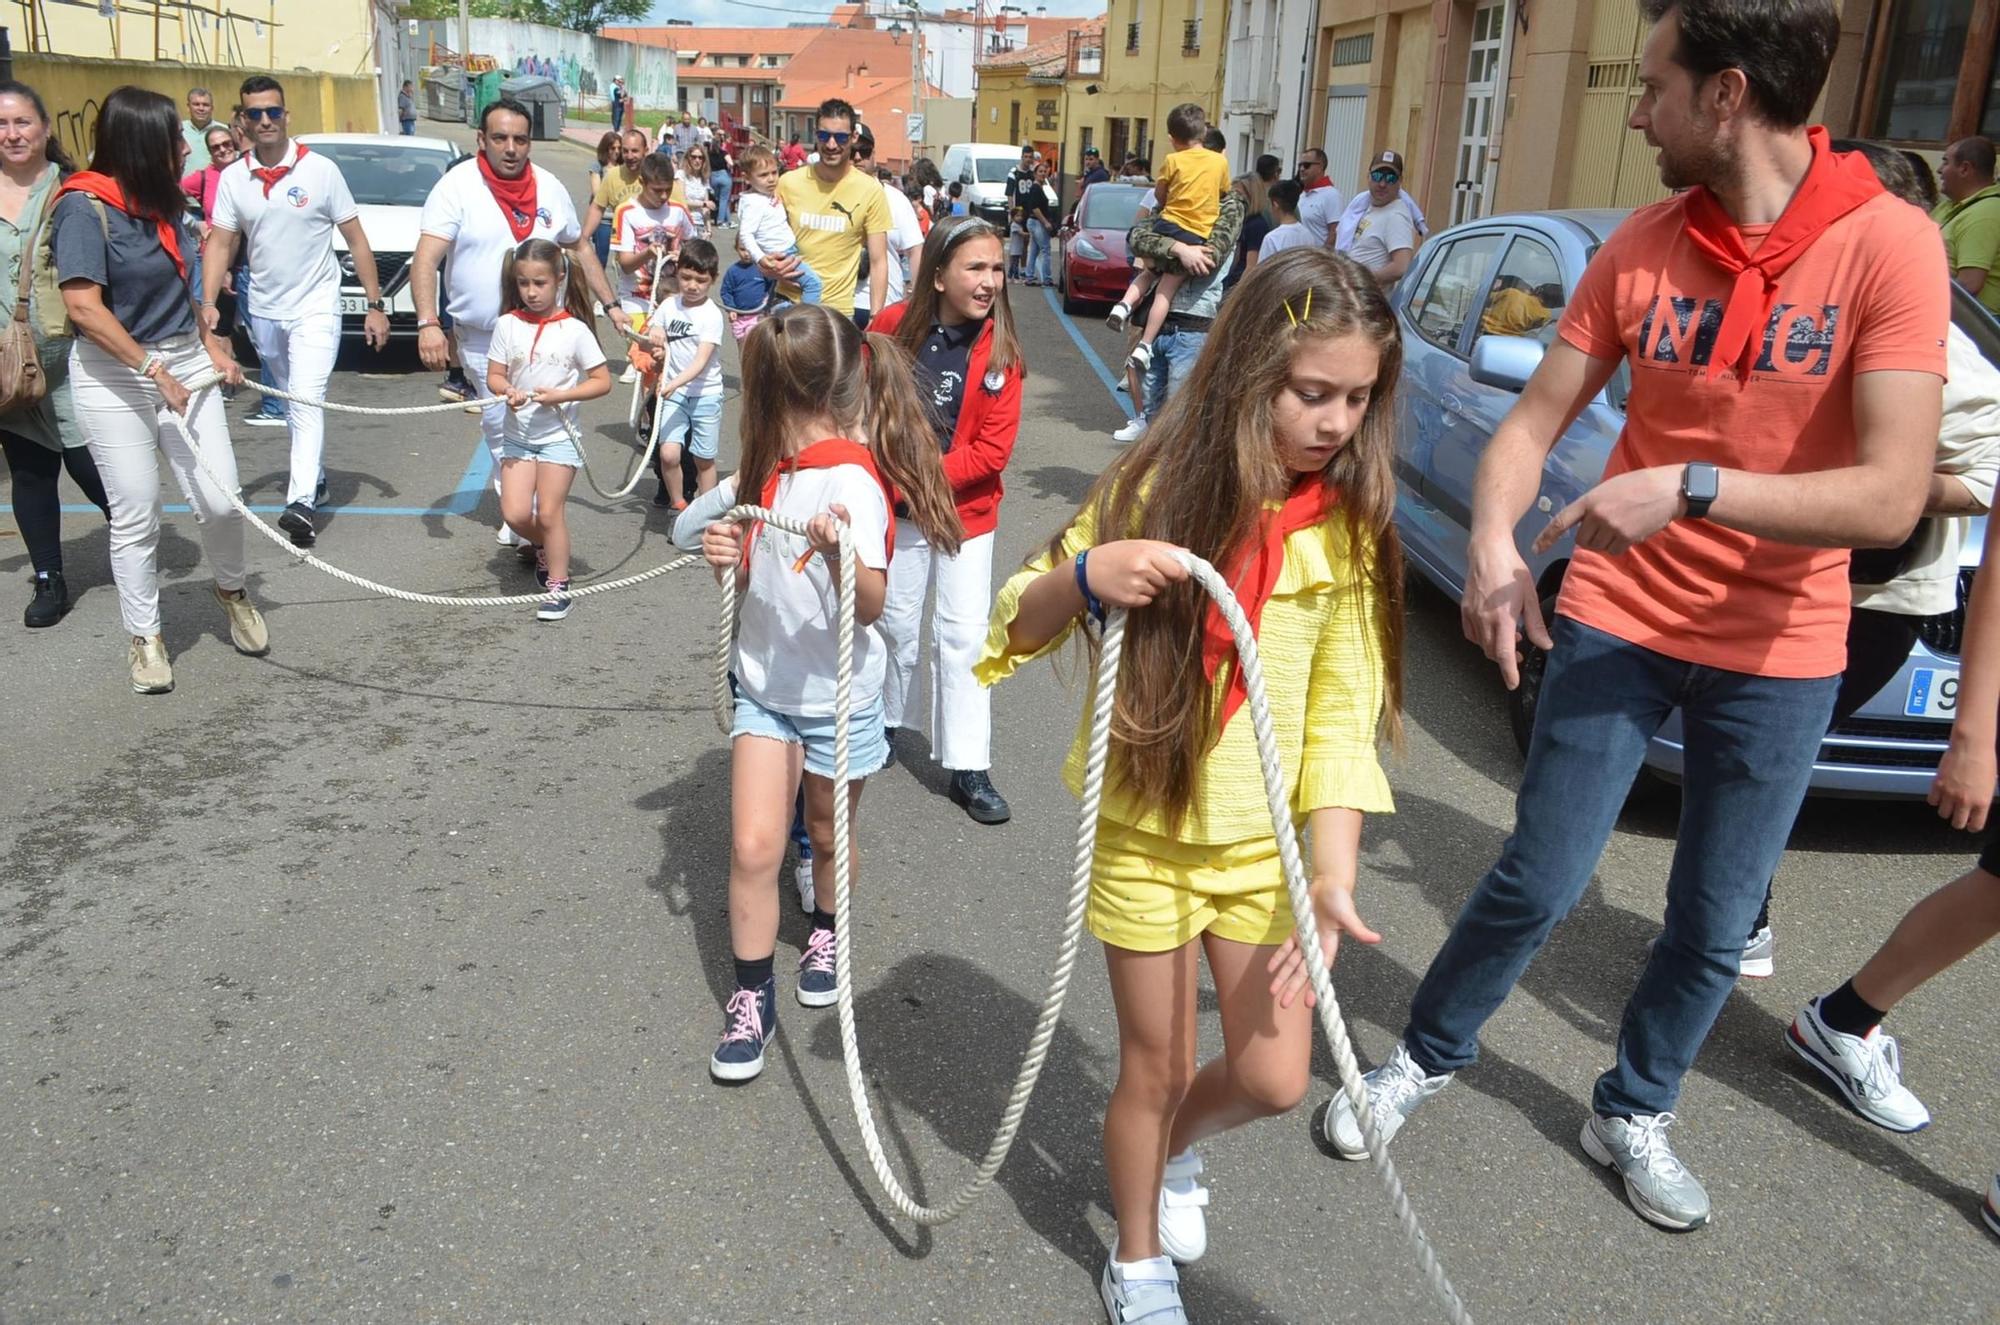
{"left": 1505, "top": 587, "right": 1562, "bottom": 757}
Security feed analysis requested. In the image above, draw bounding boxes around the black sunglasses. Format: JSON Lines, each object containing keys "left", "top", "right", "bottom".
{"left": 815, "top": 129, "right": 851, "bottom": 145}
{"left": 243, "top": 106, "right": 284, "bottom": 122}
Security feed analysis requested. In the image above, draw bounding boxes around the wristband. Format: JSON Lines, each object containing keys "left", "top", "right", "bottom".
{"left": 1074, "top": 550, "right": 1106, "bottom": 624}
{"left": 416, "top": 317, "right": 441, "bottom": 330}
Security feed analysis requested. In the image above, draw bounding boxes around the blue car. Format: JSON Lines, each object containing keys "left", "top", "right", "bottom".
{"left": 1391, "top": 209, "right": 1995, "bottom": 799}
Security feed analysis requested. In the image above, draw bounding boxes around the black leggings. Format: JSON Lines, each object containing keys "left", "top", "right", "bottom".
{"left": 0, "top": 428, "right": 110, "bottom": 575}
{"left": 1754, "top": 607, "right": 1925, "bottom": 933}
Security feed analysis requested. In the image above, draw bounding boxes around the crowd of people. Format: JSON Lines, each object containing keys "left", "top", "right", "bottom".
{"left": 10, "top": 0, "right": 2000, "bottom": 1317}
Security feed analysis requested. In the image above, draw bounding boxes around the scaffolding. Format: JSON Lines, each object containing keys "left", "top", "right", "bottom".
{"left": 21, "top": 0, "right": 285, "bottom": 66}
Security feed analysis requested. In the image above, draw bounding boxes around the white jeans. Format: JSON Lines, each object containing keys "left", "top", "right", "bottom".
{"left": 71, "top": 337, "right": 246, "bottom": 637}
{"left": 879, "top": 525, "right": 995, "bottom": 771}
{"left": 246, "top": 309, "right": 339, "bottom": 507}
{"left": 455, "top": 323, "right": 507, "bottom": 497}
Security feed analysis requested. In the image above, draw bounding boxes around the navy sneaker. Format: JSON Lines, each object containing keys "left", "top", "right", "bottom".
{"left": 710, "top": 978, "right": 776, "bottom": 1082}
{"left": 796, "top": 927, "right": 838, "bottom": 1007}
{"left": 537, "top": 579, "right": 572, "bottom": 622}
{"left": 278, "top": 500, "right": 316, "bottom": 548}
{"left": 315, "top": 476, "right": 329, "bottom": 507}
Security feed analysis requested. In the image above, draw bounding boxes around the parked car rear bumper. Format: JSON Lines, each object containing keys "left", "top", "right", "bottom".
{"left": 1063, "top": 255, "right": 1131, "bottom": 305}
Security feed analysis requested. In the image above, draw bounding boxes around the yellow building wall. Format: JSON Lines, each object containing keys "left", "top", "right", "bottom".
{"left": 22, "top": 52, "right": 381, "bottom": 164}
{"left": 37, "top": 0, "right": 379, "bottom": 77}
{"left": 1076, "top": 0, "right": 1226, "bottom": 169}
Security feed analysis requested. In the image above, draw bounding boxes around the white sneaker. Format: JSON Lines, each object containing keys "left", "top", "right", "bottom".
{"left": 1322, "top": 1042, "right": 1453, "bottom": 1160}
{"left": 1105, "top": 302, "right": 1131, "bottom": 334}
{"left": 1127, "top": 342, "right": 1154, "bottom": 373}
{"left": 1157, "top": 1149, "right": 1208, "bottom": 1263}
{"left": 1787, "top": 995, "right": 1931, "bottom": 1132}
{"left": 619, "top": 363, "right": 639, "bottom": 385}
{"left": 1099, "top": 1253, "right": 1187, "bottom": 1325}
{"left": 1983, "top": 1172, "right": 2000, "bottom": 1239}
{"left": 1112, "top": 418, "right": 1148, "bottom": 444}
{"left": 1740, "top": 926, "right": 1775, "bottom": 979}
{"left": 1579, "top": 1111, "right": 1711, "bottom": 1230}
{"left": 496, "top": 522, "right": 520, "bottom": 547}
{"left": 793, "top": 854, "right": 815, "bottom": 914}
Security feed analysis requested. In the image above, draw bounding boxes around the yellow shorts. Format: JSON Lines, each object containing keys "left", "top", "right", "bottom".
{"left": 1088, "top": 821, "right": 1292, "bottom": 953}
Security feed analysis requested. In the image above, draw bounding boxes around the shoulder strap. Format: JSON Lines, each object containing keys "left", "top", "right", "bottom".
{"left": 10, "top": 185, "right": 88, "bottom": 326}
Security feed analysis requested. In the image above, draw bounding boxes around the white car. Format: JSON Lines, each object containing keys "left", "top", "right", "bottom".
{"left": 296, "top": 132, "right": 461, "bottom": 341}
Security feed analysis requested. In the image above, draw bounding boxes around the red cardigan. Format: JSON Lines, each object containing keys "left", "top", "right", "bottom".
{"left": 869, "top": 300, "right": 1021, "bottom": 539}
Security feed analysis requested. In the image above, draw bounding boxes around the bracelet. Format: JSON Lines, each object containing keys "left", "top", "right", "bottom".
{"left": 138, "top": 354, "right": 162, "bottom": 379}
{"left": 1073, "top": 550, "right": 1106, "bottom": 624}
{"left": 416, "top": 317, "right": 441, "bottom": 330}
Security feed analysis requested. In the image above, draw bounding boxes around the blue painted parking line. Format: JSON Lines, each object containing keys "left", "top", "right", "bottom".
{"left": 1041, "top": 284, "right": 1128, "bottom": 415}
{"left": 38, "top": 436, "right": 494, "bottom": 518}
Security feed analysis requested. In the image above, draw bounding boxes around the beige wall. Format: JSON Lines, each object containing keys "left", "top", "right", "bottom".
{"left": 37, "top": 0, "right": 378, "bottom": 76}
{"left": 22, "top": 53, "right": 381, "bottom": 165}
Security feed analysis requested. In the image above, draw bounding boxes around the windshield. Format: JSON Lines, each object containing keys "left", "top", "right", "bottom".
{"left": 975, "top": 158, "right": 1016, "bottom": 183}
{"left": 303, "top": 142, "right": 453, "bottom": 207}
{"left": 1080, "top": 186, "right": 1144, "bottom": 232}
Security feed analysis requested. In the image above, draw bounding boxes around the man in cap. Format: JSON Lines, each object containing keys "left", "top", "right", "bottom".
{"left": 1338, "top": 149, "right": 1420, "bottom": 286}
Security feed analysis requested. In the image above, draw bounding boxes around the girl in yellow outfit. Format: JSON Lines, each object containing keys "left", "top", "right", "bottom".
{"left": 975, "top": 248, "right": 1404, "bottom": 1325}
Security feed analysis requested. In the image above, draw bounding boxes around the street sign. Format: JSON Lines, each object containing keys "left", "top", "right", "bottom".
{"left": 906, "top": 112, "right": 925, "bottom": 143}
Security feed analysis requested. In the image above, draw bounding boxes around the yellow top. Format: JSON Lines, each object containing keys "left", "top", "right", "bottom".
{"left": 591, "top": 168, "right": 687, "bottom": 215}
{"left": 1156, "top": 145, "right": 1230, "bottom": 238}
{"left": 975, "top": 500, "right": 1395, "bottom": 845}
{"left": 775, "top": 166, "right": 891, "bottom": 315}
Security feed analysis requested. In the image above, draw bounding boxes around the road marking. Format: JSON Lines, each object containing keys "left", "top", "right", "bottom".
{"left": 1040, "top": 284, "right": 1129, "bottom": 414}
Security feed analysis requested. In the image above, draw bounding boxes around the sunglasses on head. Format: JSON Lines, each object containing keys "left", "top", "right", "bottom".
{"left": 1370, "top": 169, "right": 1400, "bottom": 183}
{"left": 815, "top": 129, "right": 851, "bottom": 145}
{"left": 243, "top": 106, "right": 284, "bottom": 122}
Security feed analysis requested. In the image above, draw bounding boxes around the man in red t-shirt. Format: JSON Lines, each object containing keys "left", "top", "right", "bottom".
{"left": 1321, "top": 0, "right": 1947, "bottom": 1232}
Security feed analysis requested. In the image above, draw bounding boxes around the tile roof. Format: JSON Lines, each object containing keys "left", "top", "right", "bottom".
{"left": 976, "top": 17, "right": 1103, "bottom": 74}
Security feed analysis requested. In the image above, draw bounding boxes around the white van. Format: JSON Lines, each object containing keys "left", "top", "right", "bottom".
{"left": 940, "top": 142, "right": 1025, "bottom": 229}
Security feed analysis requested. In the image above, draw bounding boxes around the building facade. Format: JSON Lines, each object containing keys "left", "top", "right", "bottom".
{"left": 972, "top": 19, "right": 1106, "bottom": 180}
{"left": 1064, "top": 0, "right": 1225, "bottom": 174}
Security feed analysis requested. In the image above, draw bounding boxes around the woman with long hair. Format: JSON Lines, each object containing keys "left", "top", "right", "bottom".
{"left": 589, "top": 129, "right": 620, "bottom": 268}
{"left": 54, "top": 85, "right": 263, "bottom": 693}
{"left": 977, "top": 248, "right": 1404, "bottom": 1319}
{"left": 870, "top": 216, "right": 1022, "bottom": 824}
{"left": 0, "top": 78, "right": 109, "bottom": 628}
{"left": 1226, "top": 153, "right": 1283, "bottom": 289}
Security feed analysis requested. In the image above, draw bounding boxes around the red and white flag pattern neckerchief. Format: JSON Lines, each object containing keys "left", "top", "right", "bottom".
{"left": 250, "top": 142, "right": 309, "bottom": 199}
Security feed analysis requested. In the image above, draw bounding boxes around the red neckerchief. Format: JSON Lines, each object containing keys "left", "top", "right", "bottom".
{"left": 1302, "top": 177, "right": 1332, "bottom": 191}
{"left": 508, "top": 306, "right": 571, "bottom": 358}
{"left": 249, "top": 142, "right": 309, "bottom": 199}
{"left": 478, "top": 152, "right": 540, "bottom": 242}
{"left": 55, "top": 172, "right": 186, "bottom": 281}
{"left": 748, "top": 438, "right": 898, "bottom": 570}
{"left": 1680, "top": 126, "right": 1884, "bottom": 384}
{"left": 1202, "top": 472, "right": 1335, "bottom": 737}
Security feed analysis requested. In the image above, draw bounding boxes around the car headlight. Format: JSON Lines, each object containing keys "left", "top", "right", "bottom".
{"left": 1069, "top": 235, "right": 1107, "bottom": 261}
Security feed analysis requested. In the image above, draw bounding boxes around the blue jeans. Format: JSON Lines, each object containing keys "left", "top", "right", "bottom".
{"left": 711, "top": 170, "right": 733, "bottom": 226}
{"left": 1402, "top": 616, "right": 1837, "bottom": 1118}
{"left": 400, "top": 118, "right": 416, "bottom": 136}
{"left": 1140, "top": 325, "right": 1206, "bottom": 419}
{"left": 592, "top": 218, "right": 613, "bottom": 271}
{"left": 1028, "top": 217, "right": 1053, "bottom": 282}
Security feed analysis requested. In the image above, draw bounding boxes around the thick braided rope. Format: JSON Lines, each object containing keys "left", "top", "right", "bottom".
{"left": 705, "top": 512, "right": 1472, "bottom": 1320}
{"left": 172, "top": 381, "right": 700, "bottom": 606}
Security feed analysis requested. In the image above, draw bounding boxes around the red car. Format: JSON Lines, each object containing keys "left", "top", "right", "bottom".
{"left": 1058, "top": 181, "right": 1147, "bottom": 314}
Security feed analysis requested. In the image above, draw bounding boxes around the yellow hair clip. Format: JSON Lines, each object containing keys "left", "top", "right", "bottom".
{"left": 1283, "top": 287, "right": 1315, "bottom": 326}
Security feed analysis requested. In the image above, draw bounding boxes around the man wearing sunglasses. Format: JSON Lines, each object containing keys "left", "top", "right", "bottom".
{"left": 1340, "top": 149, "right": 1419, "bottom": 287}
{"left": 1294, "top": 147, "right": 1342, "bottom": 244}
{"left": 201, "top": 75, "right": 391, "bottom": 549}
{"left": 763, "top": 97, "right": 889, "bottom": 318}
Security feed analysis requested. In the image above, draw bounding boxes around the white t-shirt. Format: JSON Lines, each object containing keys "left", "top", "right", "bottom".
{"left": 419, "top": 159, "right": 581, "bottom": 332}
{"left": 485, "top": 312, "right": 608, "bottom": 445}
{"left": 672, "top": 468, "right": 893, "bottom": 717}
{"left": 652, "top": 293, "right": 725, "bottom": 398}
{"left": 1344, "top": 201, "right": 1418, "bottom": 273}
{"left": 682, "top": 174, "right": 710, "bottom": 230}
{"left": 610, "top": 197, "right": 696, "bottom": 304}
{"left": 857, "top": 181, "right": 924, "bottom": 310}
{"left": 1334, "top": 189, "right": 1427, "bottom": 251}
{"left": 210, "top": 142, "right": 358, "bottom": 321}
{"left": 1260, "top": 220, "right": 1318, "bottom": 261}
{"left": 1297, "top": 181, "right": 1344, "bottom": 244}
{"left": 737, "top": 190, "right": 797, "bottom": 262}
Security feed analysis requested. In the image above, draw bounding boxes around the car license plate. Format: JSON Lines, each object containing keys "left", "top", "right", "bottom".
{"left": 339, "top": 295, "right": 368, "bottom": 315}
{"left": 1904, "top": 667, "right": 1960, "bottom": 719}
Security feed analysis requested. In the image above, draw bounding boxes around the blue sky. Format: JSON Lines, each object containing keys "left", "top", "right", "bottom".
{"left": 641, "top": 0, "right": 1105, "bottom": 29}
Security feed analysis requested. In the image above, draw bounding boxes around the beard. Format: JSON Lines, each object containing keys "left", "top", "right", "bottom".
{"left": 1653, "top": 121, "right": 1731, "bottom": 192}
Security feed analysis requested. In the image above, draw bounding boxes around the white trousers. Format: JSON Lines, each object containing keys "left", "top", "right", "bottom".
{"left": 71, "top": 337, "right": 247, "bottom": 638}
{"left": 455, "top": 323, "right": 507, "bottom": 498}
{"left": 246, "top": 309, "right": 339, "bottom": 507}
{"left": 879, "top": 525, "right": 995, "bottom": 771}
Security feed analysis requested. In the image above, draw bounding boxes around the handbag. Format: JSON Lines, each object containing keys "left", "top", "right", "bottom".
{"left": 0, "top": 205, "right": 51, "bottom": 413}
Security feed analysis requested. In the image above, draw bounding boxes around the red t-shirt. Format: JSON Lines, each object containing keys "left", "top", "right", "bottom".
{"left": 1554, "top": 191, "right": 1949, "bottom": 678}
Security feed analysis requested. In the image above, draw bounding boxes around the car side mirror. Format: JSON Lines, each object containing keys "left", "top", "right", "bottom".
{"left": 1468, "top": 334, "right": 1545, "bottom": 394}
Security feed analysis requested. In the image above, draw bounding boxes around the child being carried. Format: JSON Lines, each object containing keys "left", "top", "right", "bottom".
{"left": 1106, "top": 103, "right": 1230, "bottom": 375}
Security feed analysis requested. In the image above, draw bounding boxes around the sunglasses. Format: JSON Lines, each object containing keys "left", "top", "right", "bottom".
{"left": 242, "top": 106, "right": 284, "bottom": 123}
{"left": 815, "top": 129, "right": 851, "bottom": 145}
{"left": 1370, "top": 169, "right": 1400, "bottom": 183}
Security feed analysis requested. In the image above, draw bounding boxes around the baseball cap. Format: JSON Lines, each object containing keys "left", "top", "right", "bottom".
{"left": 1371, "top": 149, "right": 1406, "bottom": 178}
{"left": 1083, "top": 145, "right": 1101, "bottom": 157}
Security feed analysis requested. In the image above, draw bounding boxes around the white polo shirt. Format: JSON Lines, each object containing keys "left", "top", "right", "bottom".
{"left": 857, "top": 180, "right": 924, "bottom": 310}
{"left": 210, "top": 142, "right": 357, "bottom": 322}
{"left": 1297, "top": 180, "right": 1344, "bottom": 244}
{"left": 419, "top": 158, "right": 582, "bottom": 332}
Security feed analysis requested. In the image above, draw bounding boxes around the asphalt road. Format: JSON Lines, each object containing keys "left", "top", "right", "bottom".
{"left": 2, "top": 134, "right": 1995, "bottom": 1323}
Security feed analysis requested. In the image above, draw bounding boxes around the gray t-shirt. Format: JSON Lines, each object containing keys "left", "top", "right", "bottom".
{"left": 52, "top": 193, "right": 196, "bottom": 344}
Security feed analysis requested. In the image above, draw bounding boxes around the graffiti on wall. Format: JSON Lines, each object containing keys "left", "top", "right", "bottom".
{"left": 464, "top": 18, "right": 676, "bottom": 105}
{"left": 54, "top": 101, "right": 99, "bottom": 162}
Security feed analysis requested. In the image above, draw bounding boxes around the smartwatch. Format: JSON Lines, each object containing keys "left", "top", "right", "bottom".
{"left": 1681, "top": 462, "right": 1719, "bottom": 520}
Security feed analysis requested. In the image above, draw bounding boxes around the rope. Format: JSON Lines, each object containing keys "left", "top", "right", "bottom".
{"left": 705, "top": 509, "right": 1474, "bottom": 1323}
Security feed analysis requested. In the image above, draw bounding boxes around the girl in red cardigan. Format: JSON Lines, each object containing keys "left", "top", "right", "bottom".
{"left": 871, "top": 217, "right": 1024, "bottom": 825}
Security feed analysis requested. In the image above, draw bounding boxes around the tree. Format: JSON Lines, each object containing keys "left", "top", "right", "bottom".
{"left": 401, "top": 0, "right": 649, "bottom": 33}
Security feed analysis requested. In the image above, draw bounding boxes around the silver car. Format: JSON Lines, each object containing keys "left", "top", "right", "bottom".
{"left": 1391, "top": 209, "right": 1993, "bottom": 799}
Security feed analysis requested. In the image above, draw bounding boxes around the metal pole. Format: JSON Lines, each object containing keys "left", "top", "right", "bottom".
{"left": 458, "top": 0, "right": 470, "bottom": 70}
{"left": 0, "top": 27, "right": 12, "bottom": 83}
{"left": 910, "top": 0, "right": 921, "bottom": 160}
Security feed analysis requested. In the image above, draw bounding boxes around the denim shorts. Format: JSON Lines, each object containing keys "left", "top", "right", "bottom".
{"left": 500, "top": 433, "right": 583, "bottom": 468}
{"left": 659, "top": 389, "right": 723, "bottom": 460}
{"left": 731, "top": 689, "right": 889, "bottom": 780}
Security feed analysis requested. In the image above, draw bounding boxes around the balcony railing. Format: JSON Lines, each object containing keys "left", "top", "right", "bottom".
{"left": 1224, "top": 32, "right": 1278, "bottom": 111}
{"left": 1183, "top": 18, "right": 1201, "bottom": 54}
{"left": 1126, "top": 20, "right": 1141, "bottom": 54}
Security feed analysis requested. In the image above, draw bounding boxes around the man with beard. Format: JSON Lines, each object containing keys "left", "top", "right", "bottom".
{"left": 1320, "top": 0, "right": 1948, "bottom": 1233}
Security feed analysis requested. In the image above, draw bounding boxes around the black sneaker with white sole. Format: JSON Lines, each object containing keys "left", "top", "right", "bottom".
{"left": 278, "top": 501, "right": 316, "bottom": 547}
{"left": 949, "top": 769, "right": 1011, "bottom": 824}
